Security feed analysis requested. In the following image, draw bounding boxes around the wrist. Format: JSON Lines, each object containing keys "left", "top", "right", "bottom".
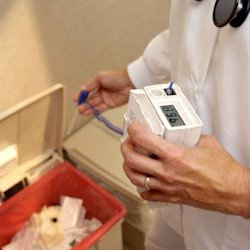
{"left": 232, "top": 165, "right": 250, "bottom": 218}
{"left": 243, "top": 168, "right": 250, "bottom": 218}
{"left": 223, "top": 162, "right": 250, "bottom": 218}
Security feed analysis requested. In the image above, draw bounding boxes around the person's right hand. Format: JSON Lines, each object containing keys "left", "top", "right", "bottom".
{"left": 74, "top": 70, "right": 134, "bottom": 115}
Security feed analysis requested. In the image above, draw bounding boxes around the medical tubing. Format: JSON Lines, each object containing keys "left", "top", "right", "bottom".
{"left": 169, "top": 81, "right": 173, "bottom": 91}
{"left": 86, "top": 101, "right": 124, "bottom": 136}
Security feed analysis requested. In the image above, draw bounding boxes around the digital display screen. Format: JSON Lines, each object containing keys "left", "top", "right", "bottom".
{"left": 160, "top": 105, "right": 185, "bottom": 127}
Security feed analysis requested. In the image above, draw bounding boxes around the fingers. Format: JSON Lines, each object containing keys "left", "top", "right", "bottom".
{"left": 121, "top": 139, "right": 164, "bottom": 178}
{"left": 78, "top": 103, "right": 109, "bottom": 115}
{"left": 93, "top": 103, "right": 109, "bottom": 113}
{"left": 123, "top": 161, "right": 181, "bottom": 203}
{"left": 78, "top": 93, "right": 104, "bottom": 114}
{"left": 123, "top": 163, "right": 178, "bottom": 195}
{"left": 77, "top": 85, "right": 111, "bottom": 115}
{"left": 81, "top": 79, "right": 101, "bottom": 93}
{"left": 74, "top": 70, "right": 132, "bottom": 116}
{"left": 127, "top": 122, "right": 184, "bottom": 159}
{"left": 123, "top": 163, "right": 145, "bottom": 186}
{"left": 73, "top": 79, "right": 101, "bottom": 107}
{"left": 140, "top": 190, "right": 182, "bottom": 204}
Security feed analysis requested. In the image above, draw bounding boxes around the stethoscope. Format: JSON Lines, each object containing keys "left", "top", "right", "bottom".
{"left": 196, "top": 0, "right": 250, "bottom": 27}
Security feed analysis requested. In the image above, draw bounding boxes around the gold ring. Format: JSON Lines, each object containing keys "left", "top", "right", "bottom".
{"left": 144, "top": 176, "right": 151, "bottom": 191}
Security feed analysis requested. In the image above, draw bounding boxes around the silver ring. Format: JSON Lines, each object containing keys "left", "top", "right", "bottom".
{"left": 144, "top": 176, "right": 151, "bottom": 192}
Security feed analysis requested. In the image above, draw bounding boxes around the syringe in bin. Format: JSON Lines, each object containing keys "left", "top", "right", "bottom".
{"left": 66, "top": 91, "right": 123, "bottom": 137}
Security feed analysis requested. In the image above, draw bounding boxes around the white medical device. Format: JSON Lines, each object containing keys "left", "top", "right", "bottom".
{"left": 123, "top": 82, "right": 203, "bottom": 147}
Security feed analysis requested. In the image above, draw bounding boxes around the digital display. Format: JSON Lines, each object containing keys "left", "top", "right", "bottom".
{"left": 160, "top": 105, "right": 185, "bottom": 127}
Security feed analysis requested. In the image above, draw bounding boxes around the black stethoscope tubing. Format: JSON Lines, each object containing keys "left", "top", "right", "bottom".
{"left": 196, "top": 0, "right": 249, "bottom": 28}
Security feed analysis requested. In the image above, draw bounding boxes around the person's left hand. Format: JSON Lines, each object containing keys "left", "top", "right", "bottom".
{"left": 121, "top": 122, "right": 250, "bottom": 217}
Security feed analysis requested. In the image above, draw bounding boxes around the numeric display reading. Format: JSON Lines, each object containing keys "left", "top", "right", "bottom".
{"left": 160, "top": 105, "right": 185, "bottom": 127}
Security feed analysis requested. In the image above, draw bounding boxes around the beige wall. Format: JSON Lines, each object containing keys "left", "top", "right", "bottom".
{"left": 0, "top": 0, "right": 170, "bottom": 133}
{"left": 0, "top": 0, "right": 52, "bottom": 111}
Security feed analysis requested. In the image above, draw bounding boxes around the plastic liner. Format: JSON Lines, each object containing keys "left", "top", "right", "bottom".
{"left": 73, "top": 162, "right": 154, "bottom": 233}
{"left": 0, "top": 162, "right": 126, "bottom": 249}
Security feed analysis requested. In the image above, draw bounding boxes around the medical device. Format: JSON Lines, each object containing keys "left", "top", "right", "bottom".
{"left": 123, "top": 82, "right": 203, "bottom": 147}
{"left": 196, "top": 0, "right": 249, "bottom": 27}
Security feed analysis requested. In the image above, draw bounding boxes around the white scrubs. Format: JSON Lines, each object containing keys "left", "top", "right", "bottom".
{"left": 127, "top": 0, "right": 250, "bottom": 249}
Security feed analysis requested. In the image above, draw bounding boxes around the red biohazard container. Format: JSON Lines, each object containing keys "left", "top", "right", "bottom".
{"left": 0, "top": 85, "right": 126, "bottom": 249}
{"left": 0, "top": 162, "right": 126, "bottom": 249}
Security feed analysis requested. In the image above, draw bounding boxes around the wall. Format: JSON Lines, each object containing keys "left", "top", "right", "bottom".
{"left": 0, "top": 0, "right": 170, "bottom": 134}
{"left": 0, "top": 0, "right": 51, "bottom": 111}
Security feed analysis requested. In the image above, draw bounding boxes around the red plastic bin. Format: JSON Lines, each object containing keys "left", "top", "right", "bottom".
{"left": 0, "top": 162, "right": 126, "bottom": 249}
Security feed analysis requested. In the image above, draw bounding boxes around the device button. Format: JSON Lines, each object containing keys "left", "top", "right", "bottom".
{"left": 150, "top": 90, "right": 163, "bottom": 97}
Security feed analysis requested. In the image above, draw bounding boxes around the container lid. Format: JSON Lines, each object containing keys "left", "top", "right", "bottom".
{"left": 64, "top": 106, "right": 144, "bottom": 203}
{"left": 0, "top": 84, "right": 65, "bottom": 173}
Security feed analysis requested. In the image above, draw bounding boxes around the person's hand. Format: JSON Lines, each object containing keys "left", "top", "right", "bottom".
{"left": 74, "top": 70, "right": 134, "bottom": 115}
{"left": 121, "top": 122, "right": 250, "bottom": 218}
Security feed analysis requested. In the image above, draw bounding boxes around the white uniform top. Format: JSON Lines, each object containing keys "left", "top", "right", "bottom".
{"left": 127, "top": 0, "right": 250, "bottom": 249}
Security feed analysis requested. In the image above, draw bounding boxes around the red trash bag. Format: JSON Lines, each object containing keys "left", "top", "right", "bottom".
{"left": 0, "top": 162, "right": 126, "bottom": 249}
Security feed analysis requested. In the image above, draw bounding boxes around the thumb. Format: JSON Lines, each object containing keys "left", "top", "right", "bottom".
{"left": 128, "top": 122, "right": 184, "bottom": 159}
